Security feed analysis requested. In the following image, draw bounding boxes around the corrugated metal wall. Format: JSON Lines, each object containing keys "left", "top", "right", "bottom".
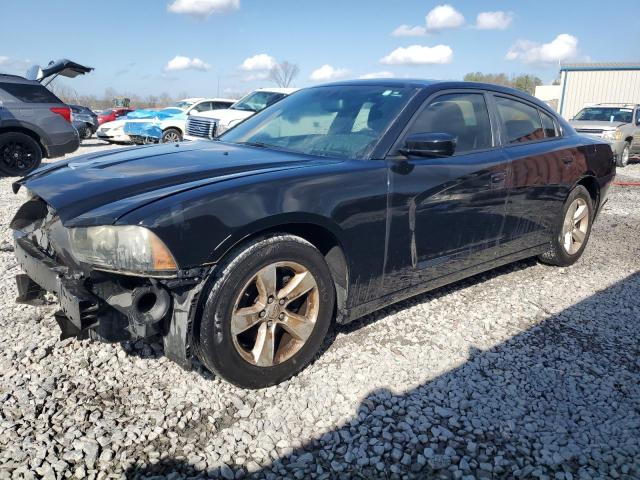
{"left": 559, "top": 70, "right": 640, "bottom": 119}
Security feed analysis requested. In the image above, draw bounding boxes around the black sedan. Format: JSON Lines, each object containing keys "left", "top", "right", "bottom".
{"left": 11, "top": 80, "right": 615, "bottom": 388}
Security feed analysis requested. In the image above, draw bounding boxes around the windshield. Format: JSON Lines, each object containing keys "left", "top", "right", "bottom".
{"left": 162, "top": 107, "right": 184, "bottom": 114}
{"left": 174, "top": 101, "right": 194, "bottom": 109}
{"left": 221, "top": 85, "right": 413, "bottom": 160}
{"left": 231, "top": 91, "right": 287, "bottom": 112}
{"left": 573, "top": 107, "right": 633, "bottom": 123}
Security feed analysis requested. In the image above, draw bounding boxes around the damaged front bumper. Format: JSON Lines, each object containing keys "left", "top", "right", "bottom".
{"left": 12, "top": 203, "right": 211, "bottom": 370}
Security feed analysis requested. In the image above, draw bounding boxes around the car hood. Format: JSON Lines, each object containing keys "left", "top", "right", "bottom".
{"left": 569, "top": 120, "right": 627, "bottom": 130}
{"left": 192, "top": 108, "right": 254, "bottom": 124}
{"left": 14, "top": 142, "right": 326, "bottom": 226}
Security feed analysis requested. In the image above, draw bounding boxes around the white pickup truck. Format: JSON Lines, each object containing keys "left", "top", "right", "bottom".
{"left": 184, "top": 88, "right": 298, "bottom": 141}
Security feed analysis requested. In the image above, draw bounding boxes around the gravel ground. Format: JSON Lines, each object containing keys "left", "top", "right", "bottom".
{"left": 1, "top": 140, "right": 639, "bottom": 480}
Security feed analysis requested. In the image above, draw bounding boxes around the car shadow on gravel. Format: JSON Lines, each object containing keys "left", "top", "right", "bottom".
{"left": 125, "top": 270, "right": 640, "bottom": 479}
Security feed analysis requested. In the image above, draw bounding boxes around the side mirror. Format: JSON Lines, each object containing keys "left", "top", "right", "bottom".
{"left": 399, "top": 132, "right": 456, "bottom": 158}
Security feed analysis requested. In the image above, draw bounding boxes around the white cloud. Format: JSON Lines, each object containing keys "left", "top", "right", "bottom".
{"left": 476, "top": 11, "right": 513, "bottom": 30}
{"left": 506, "top": 34, "right": 579, "bottom": 65}
{"left": 240, "top": 54, "right": 276, "bottom": 71}
{"left": 310, "top": 64, "right": 350, "bottom": 82}
{"left": 425, "top": 4, "right": 464, "bottom": 32}
{"left": 380, "top": 45, "right": 453, "bottom": 66}
{"left": 359, "top": 71, "right": 395, "bottom": 79}
{"left": 167, "top": 0, "right": 239, "bottom": 18}
{"left": 0, "top": 56, "right": 10, "bottom": 66}
{"left": 243, "top": 72, "right": 270, "bottom": 82}
{"left": 392, "top": 24, "right": 427, "bottom": 37}
{"left": 164, "top": 55, "right": 211, "bottom": 72}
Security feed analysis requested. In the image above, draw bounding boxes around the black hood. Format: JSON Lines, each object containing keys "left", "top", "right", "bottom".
{"left": 15, "top": 142, "right": 330, "bottom": 226}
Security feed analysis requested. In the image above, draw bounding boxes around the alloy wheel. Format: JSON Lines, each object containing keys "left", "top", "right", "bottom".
{"left": 231, "top": 261, "right": 319, "bottom": 367}
{"left": 562, "top": 197, "right": 589, "bottom": 255}
{"left": 621, "top": 146, "right": 630, "bottom": 167}
{"left": 1, "top": 141, "right": 37, "bottom": 173}
{"left": 163, "top": 131, "right": 181, "bottom": 143}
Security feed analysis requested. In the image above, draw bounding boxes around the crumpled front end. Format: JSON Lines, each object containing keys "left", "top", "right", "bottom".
{"left": 123, "top": 121, "right": 164, "bottom": 144}
{"left": 10, "top": 195, "right": 210, "bottom": 369}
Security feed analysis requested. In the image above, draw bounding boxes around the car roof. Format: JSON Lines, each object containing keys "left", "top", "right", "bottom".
{"left": 203, "top": 97, "right": 237, "bottom": 103}
{"left": 309, "top": 78, "right": 556, "bottom": 113}
{"left": 592, "top": 103, "right": 639, "bottom": 108}
{"left": 254, "top": 87, "right": 299, "bottom": 94}
{"left": 0, "top": 73, "right": 41, "bottom": 85}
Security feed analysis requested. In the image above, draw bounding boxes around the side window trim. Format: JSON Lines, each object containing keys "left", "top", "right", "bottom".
{"left": 537, "top": 108, "right": 560, "bottom": 140}
{"left": 492, "top": 93, "right": 562, "bottom": 147}
{"left": 388, "top": 88, "right": 499, "bottom": 158}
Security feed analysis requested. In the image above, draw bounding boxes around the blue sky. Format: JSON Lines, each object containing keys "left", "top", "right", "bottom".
{"left": 1, "top": 0, "right": 639, "bottom": 99}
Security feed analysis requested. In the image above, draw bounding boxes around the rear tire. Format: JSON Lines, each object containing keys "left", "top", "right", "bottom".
{"left": 0, "top": 132, "right": 43, "bottom": 176}
{"left": 81, "top": 125, "right": 93, "bottom": 139}
{"left": 616, "top": 142, "right": 630, "bottom": 167}
{"left": 195, "top": 234, "right": 335, "bottom": 389}
{"left": 538, "top": 185, "right": 594, "bottom": 267}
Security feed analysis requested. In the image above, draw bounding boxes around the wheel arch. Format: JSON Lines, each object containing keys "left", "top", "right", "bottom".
{"left": 210, "top": 215, "right": 350, "bottom": 322}
{"left": 163, "top": 126, "right": 183, "bottom": 135}
{"left": 0, "top": 125, "right": 47, "bottom": 157}
{"left": 576, "top": 175, "right": 600, "bottom": 210}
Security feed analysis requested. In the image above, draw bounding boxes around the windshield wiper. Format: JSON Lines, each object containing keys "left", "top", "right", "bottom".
{"left": 237, "top": 141, "right": 271, "bottom": 149}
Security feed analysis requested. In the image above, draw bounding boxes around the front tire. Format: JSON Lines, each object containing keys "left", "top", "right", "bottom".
{"left": 616, "top": 142, "right": 630, "bottom": 167}
{"left": 161, "top": 128, "right": 182, "bottom": 143}
{"left": 195, "top": 235, "right": 335, "bottom": 388}
{"left": 538, "top": 185, "right": 594, "bottom": 267}
{"left": 0, "top": 132, "right": 43, "bottom": 176}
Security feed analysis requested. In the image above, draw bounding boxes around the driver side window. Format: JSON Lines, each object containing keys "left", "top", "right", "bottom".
{"left": 408, "top": 93, "right": 493, "bottom": 155}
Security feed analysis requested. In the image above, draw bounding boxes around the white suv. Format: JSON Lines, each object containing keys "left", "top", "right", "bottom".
{"left": 184, "top": 88, "right": 298, "bottom": 141}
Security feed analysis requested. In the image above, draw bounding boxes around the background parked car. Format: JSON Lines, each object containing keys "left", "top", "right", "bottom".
{"left": 0, "top": 74, "right": 78, "bottom": 176}
{"left": 570, "top": 103, "right": 640, "bottom": 167}
{"left": 97, "top": 107, "right": 135, "bottom": 125}
{"left": 70, "top": 104, "right": 99, "bottom": 140}
{"left": 184, "top": 88, "right": 297, "bottom": 140}
{"left": 98, "top": 98, "right": 235, "bottom": 144}
{"left": 125, "top": 97, "right": 236, "bottom": 144}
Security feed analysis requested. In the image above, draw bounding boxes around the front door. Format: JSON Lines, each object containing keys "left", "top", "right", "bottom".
{"left": 384, "top": 91, "right": 512, "bottom": 290}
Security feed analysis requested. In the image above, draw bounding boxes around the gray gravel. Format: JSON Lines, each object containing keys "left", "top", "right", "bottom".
{"left": 1, "top": 141, "right": 639, "bottom": 479}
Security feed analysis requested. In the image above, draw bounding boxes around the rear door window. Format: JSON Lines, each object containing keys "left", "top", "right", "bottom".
{"left": 495, "top": 96, "right": 544, "bottom": 144}
{"left": 0, "top": 82, "right": 63, "bottom": 104}
{"left": 540, "top": 110, "right": 558, "bottom": 138}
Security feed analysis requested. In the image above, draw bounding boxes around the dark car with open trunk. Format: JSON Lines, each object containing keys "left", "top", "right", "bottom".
{"left": 11, "top": 80, "right": 615, "bottom": 388}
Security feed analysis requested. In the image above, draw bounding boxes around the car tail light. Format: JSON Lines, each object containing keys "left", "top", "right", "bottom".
{"left": 50, "top": 107, "right": 72, "bottom": 123}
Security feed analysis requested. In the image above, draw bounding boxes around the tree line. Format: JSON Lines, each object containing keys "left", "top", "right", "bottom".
{"left": 463, "top": 72, "right": 544, "bottom": 95}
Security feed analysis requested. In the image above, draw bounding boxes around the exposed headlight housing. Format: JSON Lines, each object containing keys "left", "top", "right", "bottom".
{"left": 69, "top": 226, "right": 178, "bottom": 276}
{"left": 216, "top": 123, "right": 230, "bottom": 136}
{"left": 602, "top": 129, "right": 623, "bottom": 141}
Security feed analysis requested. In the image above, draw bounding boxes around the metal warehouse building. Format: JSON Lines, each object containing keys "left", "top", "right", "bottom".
{"left": 558, "top": 62, "right": 640, "bottom": 119}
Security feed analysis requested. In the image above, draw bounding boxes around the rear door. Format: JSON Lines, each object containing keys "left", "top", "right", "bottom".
{"left": 384, "top": 90, "right": 512, "bottom": 288}
{"left": 493, "top": 94, "right": 576, "bottom": 254}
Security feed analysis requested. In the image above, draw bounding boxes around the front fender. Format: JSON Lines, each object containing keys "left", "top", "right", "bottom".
{"left": 208, "top": 212, "right": 345, "bottom": 264}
